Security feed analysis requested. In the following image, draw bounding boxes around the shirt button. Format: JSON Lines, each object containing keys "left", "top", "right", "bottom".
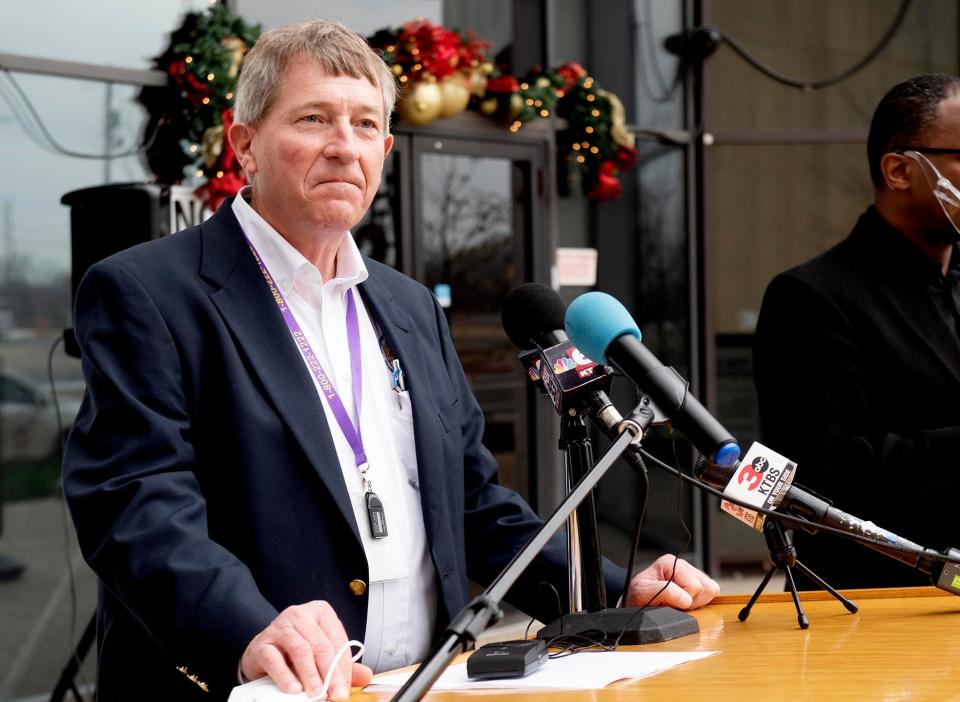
{"left": 348, "top": 579, "right": 367, "bottom": 596}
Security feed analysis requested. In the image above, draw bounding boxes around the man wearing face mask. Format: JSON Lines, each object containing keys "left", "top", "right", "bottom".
{"left": 753, "top": 73, "right": 960, "bottom": 590}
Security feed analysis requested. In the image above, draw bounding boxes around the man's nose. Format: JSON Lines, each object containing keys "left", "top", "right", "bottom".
{"left": 323, "top": 120, "right": 360, "bottom": 162}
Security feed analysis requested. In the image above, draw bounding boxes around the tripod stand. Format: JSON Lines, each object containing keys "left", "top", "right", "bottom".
{"left": 739, "top": 518, "right": 857, "bottom": 629}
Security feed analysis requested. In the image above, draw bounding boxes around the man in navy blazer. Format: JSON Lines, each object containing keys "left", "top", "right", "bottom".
{"left": 63, "top": 19, "right": 718, "bottom": 702}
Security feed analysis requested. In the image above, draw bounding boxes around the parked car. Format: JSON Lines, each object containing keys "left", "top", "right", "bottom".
{"left": 0, "top": 371, "right": 83, "bottom": 462}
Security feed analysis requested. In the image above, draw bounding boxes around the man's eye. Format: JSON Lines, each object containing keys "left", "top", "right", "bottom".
{"left": 358, "top": 119, "right": 378, "bottom": 130}
{"left": 302, "top": 114, "right": 321, "bottom": 123}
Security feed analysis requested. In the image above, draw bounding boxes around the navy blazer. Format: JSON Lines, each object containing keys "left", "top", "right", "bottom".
{"left": 63, "top": 204, "right": 624, "bottom": 701}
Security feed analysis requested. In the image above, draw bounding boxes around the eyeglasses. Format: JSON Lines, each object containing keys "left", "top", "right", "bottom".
{"left": 896, "top": 147, "right": 960, "bottom": 156}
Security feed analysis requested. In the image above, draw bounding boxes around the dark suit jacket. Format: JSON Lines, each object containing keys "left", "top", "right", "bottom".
{"left": 753, "top": 206, "right": 960, "bottom": 589}
{"left": 63, "top": 203, "right": 624, "bottom": 701}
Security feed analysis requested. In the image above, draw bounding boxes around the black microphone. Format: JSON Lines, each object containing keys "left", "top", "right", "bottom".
{"left": 502, "top": 283, "right": 616, "bottom": 417}
{"left": 695, "top": 453, "right": 960, "bottom": 595}
{"left": 564, "top": 291, "right": 960, "bottom": 594}
{"left": 564, "top": 291, "right": 741, "bottom": 467}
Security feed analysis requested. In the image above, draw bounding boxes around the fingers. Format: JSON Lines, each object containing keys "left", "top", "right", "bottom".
{"left": 251, "top": 642, "right": 304, "bottom": 694}
{"left": 627, "top": 555, "right": 720, "bottom": 610}
{"left": 239, "top": 601, "right": 358, "bottom": 701}
{"left": 351, "top": 661, "right": 374, "bottom": 688}
{"left": 630, "top": 579, "right": 693, "bottom": 609}
{"left": 311, "top": 602, "right": 352, "bottom": 699}
{"left": 666, "top": 558, "right": 720, "bottom": 609}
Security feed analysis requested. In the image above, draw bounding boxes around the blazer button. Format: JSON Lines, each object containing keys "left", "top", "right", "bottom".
{"left": 349, "top": 579, "right": 367, "bottom": 596}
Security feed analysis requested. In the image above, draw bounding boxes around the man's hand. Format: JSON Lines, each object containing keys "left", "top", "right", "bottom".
{"left": 625, "top": 554, "right": 719, "bottom": 610}
{"left": 240, "top": 601, "right": 372, "bottom": 701}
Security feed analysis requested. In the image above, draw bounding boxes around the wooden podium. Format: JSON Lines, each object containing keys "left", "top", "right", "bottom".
{"left": 357, "top": 587, "right": 960, "bottom": 701}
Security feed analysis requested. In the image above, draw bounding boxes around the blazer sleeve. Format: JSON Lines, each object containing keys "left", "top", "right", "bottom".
{"left": 426, "top": 294, "right": 625, "bottom": 619}
{"left": 63, "top": 260, "right": 277, "bottom": 690}
{"left": 753, "top": 271, "right": 960, "bottom": 508}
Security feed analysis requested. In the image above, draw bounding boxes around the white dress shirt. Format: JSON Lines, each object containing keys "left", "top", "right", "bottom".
{"left": 232, "top": 190, "right": 439, "bottom": 672}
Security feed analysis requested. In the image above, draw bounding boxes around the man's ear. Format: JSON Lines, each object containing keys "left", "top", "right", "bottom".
{"left": 880, "top": 152, "right": 913, "bottom": 191}
{"left": 228, "top": 122, "right": 257, "bottom": 179}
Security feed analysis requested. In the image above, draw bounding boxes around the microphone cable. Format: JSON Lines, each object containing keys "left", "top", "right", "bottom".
{"left": 702, "top": 0, "right": 913, "bottom": 91}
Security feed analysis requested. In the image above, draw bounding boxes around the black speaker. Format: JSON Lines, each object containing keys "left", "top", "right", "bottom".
{"left": 60, "top": 183, "right": 172, "bottom": 357}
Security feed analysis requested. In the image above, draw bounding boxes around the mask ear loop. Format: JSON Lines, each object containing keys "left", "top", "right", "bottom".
{"left": 903, "top": 150, "right": 960, "bottom": 236}
{"left": 307, "top": 640, "right": 366, "bottom": 702}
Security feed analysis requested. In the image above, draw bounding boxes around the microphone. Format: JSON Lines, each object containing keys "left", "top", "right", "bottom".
{"left": 502, "top": 284, "right": 616, "bottom": 417}
{"left": 565, "top": 291, "right": 740, "bottom": 467}
{"left": 564, "top": 291, "right": 960, "bottom": 594}
{"left": 695, "top": 447, "right": 960, "bottom": 595}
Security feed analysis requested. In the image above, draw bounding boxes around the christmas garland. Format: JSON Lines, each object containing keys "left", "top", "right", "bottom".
{"left": 139, "top": 10, "right": 637, "bottom": 208}
{"left": 138, "top": 4, "right": 260, "bottom": 209}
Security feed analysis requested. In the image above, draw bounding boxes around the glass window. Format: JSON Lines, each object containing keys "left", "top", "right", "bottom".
{"left": 0, "top": 71, "right": 153, "bottom": 700}
{"left": 1, "top": 1, "right": 212, "bottom": 69}
{"left": 705, "top": 0, "right": 960, "bottom": 132}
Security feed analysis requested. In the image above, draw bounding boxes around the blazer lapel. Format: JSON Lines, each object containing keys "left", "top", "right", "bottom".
{"left": 198, "top": 206, "right": 362, "bottom": 546}
{"left": 358, "top": 270, "right": 445, "bottom": 545}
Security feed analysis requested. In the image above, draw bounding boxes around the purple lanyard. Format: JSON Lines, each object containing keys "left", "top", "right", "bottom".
{"left": 245, "top": 239, "right": 369, "bottom": 473}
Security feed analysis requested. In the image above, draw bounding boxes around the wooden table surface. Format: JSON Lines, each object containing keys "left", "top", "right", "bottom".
{"left": 357, "top": 587, "right": 960, "bottom": 701}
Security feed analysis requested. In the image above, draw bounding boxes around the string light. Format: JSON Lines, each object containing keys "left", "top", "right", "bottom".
{"left": 572, "top": 143, "right": 581, "bottom": 150}
{"left": 581, "top": 141, "right": 589, "bottom": 148}
{"left": 586, "top": 94, "right": 595, "bottom": 102}
{"left": 584, "top": 78, "right": 594, "bottom": 88}
{"left": 585, "top": 126, "right": 594, "bottom": 134}
{"left": 185, "top": 56, "right": 194, "bottom": 64}
{"left": 591, "top": 109, "right": 600, "bottom": 117}
{"left": 576, "top": 155, "right": 585, "bottom": 163}
{"left": 399, "top": 75, "right": 408, "bottom": 83}
{"left": 526, "top": 98, "right": 534, "bottom": 106}
{"left": 216, "top": 170, "right": 224, "bottom": 178}
{"left": 202, "top": 97, "right": 210, "bottom": 105}
{"left": 189, "top": 144, "right": 199, "bottom": 153}
{"left": 520, "top": 82, "right": 529, "bottom": 90}
{"left": 196, "top": 169, "right": 204, "bottom": 177}
{"left": 225, "top": 92, "right": 234, "bottom": 100}
{"left": 590, "top": 146, "right": 599, "bottom": 154}
{"left": 539, "top": 109, "right": 549, "bottom": 117}
{"left": 207, "top": 73, "right": 215, "bottom": 81}
{"left": 534, "top": 99, "right": 542, "bottom": 107}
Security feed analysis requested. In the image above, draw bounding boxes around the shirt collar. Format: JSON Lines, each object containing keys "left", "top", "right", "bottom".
{"left": 231, "top": 186, "right": 368, "bottom": 297}
{"left": 859, "top": 206, "right": 960, "bottom": 283}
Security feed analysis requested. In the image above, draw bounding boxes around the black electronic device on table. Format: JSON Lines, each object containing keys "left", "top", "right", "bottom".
{"left": 466, "top": 639, "right": 548, "bottom": 680}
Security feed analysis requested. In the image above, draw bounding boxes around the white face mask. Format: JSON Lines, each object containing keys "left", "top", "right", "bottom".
{"left": 904, "top": 150, "right": 960, "bottom": 237}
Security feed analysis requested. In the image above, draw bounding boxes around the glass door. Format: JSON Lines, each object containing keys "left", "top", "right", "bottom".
{"left": 412, "top": 136, "right": 550, "bottom": 504}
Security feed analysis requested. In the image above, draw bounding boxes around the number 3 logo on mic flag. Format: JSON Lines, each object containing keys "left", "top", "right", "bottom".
{"left": 721, "top": 442, "right": 797, "bottom": 531}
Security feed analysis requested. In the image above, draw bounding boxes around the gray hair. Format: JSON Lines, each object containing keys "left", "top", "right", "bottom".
{"left": 234, "top": 19, "right": 397, "bottom": 133}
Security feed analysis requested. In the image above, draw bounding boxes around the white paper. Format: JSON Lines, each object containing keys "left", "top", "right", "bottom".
{"left": 365, "top": 650, "right": 719, "bottom": 691}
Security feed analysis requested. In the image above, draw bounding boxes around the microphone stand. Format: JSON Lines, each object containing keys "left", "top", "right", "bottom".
{"left": 537, "top": 396, "right": 699, "bottom": 644}
{"left": 391, "top": 425, "right": 640, "bottom": 702}
{"left": 561, "top": 410, "right": 607, "bottom": 612}
{"left": 738, "top": 517, "right": 857, "bottom": 629}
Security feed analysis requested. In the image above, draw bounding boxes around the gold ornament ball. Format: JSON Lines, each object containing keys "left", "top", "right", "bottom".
{"left": 438, "top": 76, "right": 470, "bottom": 117}
{"left": 508, "top": 93, "right": 524, "bottom": 119}
{"left": 480, "top": 97, "right": 498, "bottom": 115}
{"left": 468, "top": 69, "right": 488, "bottom": 97}
{"left": 397, "top": 81, "right": 443, "bottom": 126}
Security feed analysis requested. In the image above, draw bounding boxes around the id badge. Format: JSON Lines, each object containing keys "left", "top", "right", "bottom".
{"left": 350, "top": 490, "right": 409, "bottom": 582}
